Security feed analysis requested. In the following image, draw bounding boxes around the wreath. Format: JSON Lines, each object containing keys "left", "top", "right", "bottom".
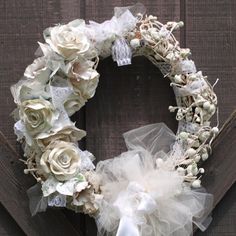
{"left": 11, "top": 3, "right": 219, "bottom": 236}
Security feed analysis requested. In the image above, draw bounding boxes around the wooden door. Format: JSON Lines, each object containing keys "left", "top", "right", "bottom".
{"left": 0, "top": 1, "right": 235, "bottom": 235}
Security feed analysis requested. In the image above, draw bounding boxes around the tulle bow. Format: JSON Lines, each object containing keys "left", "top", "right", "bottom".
{"left": 95, "top": 123, "right": 213, "bottom": 236}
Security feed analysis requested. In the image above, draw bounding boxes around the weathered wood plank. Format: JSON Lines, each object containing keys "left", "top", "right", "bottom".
{"left": 185, "top": 0, "right": 236, "bottom": 126}
{"left": 185, "top": 1, "right": 236, "bottom": 234}
{"left": 84, "top": 1, "right": 180, "bottom": 235}
{"left": 0, "top": 203, "right": 25, "bottom": 236}
{"left": 196, "top": 183, "right": 236, "bottom": 236}
{"left": 202, "top": 110, "right": 236, "bottom": 207}
{"left": 0, "top": 131, "right": 81, "bottom": 236}
{"left": 194, "top": 110, "right": 236, "bottom": 235}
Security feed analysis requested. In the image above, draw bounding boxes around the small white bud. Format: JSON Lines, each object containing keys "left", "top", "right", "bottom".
{"left": 179, "top": 131, "right": 189, "bottom": 140}
{"left": 174, "top": 74, "right": 183, "bottom": 83}
{"left": 178, "top": 21, "right": 184, "bottom": 27}
{"left": 192, "top": 140, "right": 200, "bottom": 148}
{"left": 195, "top": 154, "right": 201, "bottom": 162}
{"left": 203, "top": 101, "right": 211, "bottom": 110}
{"left": 211, "top": 127, "right": 219, "bottom": 134}
{"left": 36, "top": 177, "right": 42, "bottom": 182}
{"left": 199, "top": 131, "right": 210, "bottom": 142}
{"left": 199, "top": 168, "right": 205, "bottom": 174}
{"left": 209, "top": 104, "right": 216, "bottom": 113}
{"left": 192, "top": 179, "right": 201, "bottom": 188}
{"left": 130, "top": 38, "right": 140, "bottom": 49}
{"left": 186, "top": 148, "right": 196, "bottom": 157}
{"left": 168, "top": 106, "right": 176, "bottom": 112}
{"left": 202, "top": 153, "right": 209, "bottom": 161}
{"left": 152, "top": 32, "right": 160, "bottom": 40}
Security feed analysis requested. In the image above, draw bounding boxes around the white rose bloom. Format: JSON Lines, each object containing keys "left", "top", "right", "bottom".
{"left": 36, "top": 124, "right": 86, "bottom": 150}
{"left": 19, "top": 99, "right": 57, "bottom": 137}
{"left": 24, "top": 57, "right": 47, "bottom": 79}
{"left": 64, "top": 93, "right": 86, "bottom": 116}
{"left": 40, "top": 141, "right": 82, "bottom": 181}
{"left": 70, "top": 76, "right": 99, "bottom": 100}
{"left": 44, "top": 19, "right": 90, "bottom": 59}
{"left": 66, "top": 57, "right": 99, "bottom": 81}
{"left": 11, "top": 68, "right": 51, "bottom": 105}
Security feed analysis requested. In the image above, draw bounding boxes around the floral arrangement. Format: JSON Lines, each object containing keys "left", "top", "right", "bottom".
{"left": 11, "top": 3, "right": 219, "bottom": 236}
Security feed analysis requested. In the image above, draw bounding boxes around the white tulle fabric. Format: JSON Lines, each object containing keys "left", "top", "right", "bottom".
{"left": 95, "top": 123, "right": 213, "bottom": 236}
{"left": 87, "top": 3, "right": 146, "bottom": 58}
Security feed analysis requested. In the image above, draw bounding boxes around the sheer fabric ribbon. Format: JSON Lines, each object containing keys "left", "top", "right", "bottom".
{"left": 95, "top": 123, "right": 213, "bottom": 236}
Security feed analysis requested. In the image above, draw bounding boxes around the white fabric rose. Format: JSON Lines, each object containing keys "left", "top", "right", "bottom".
{"left": 11, "top": 68, "right": 51, "bottom": 105}
{"left": 65, "top": 57, "right": 100, "bottom": 106}
{"left": 70, "top": 77, "right": 99, "bottom": 100}
{"left": 64, "top": 93, "right": 86, "bottom": 116}
{"left": 44, "top": 19, "right": 90, "bottom": 59}
{"left": 40, "top": 141, "right": 81, "bottom": 181}
{"left": 24, "top": 57, "right": 47, "bottom": 79}
{"left": 66, "top": 57, "right": 99, "bottom": 81}
{"left": 36, "top": 124, "right": 86, "bottom": 150}
{"left": 19, "top": 99, "right": 57, "bottom": 137}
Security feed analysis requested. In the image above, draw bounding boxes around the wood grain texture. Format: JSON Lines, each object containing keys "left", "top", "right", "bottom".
{"left": 202, "top": 110, "right": 236, "bottom": 207}
{"left": 185, "top": 0, "right": 236, "bottom": 126}
{"left": 196, "top": 183, "right": 236, "bottom": 236}
{"left": 0, "top": 204, "right": 25, "bottom": 236}
{"left": 194, "top": 110, "right": 236, "bottom": 235}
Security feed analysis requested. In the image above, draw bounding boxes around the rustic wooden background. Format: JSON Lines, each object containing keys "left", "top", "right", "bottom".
{"left": 0, "top": 0, "right": 235, "bottom": 235}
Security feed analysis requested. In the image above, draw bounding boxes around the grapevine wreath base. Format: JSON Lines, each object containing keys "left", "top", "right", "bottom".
{"left": 11, "top": 3, "right": 219, "bottom": 236}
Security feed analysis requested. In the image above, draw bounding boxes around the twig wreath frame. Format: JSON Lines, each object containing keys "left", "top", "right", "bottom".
{"left": 11, "top": 3, "right": 219, "bottom": 236}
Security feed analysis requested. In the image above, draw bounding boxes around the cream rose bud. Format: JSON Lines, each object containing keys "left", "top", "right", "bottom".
{"left": 40, "top": 141, "right": 81, "bottom": 181}
{"left": 20, "top": 99, "right": 57, "bottom": 137}
{"left": 44, "top": 19, "right": 90, "bottom": 59}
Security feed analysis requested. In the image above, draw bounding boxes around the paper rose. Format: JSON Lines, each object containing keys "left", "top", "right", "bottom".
{"left": 36, "top": 124, "right": 86, "bottom": 150}
{"left": 24, "top": 57, "right": 47, "bottom": 79}
{"left": 73, "top": 186, "right": 100, "bottom": 215}
{"left": 70, "top": 76, "right": 99, "bottom": 100}
{"left": 40, "top": 141, "right": 82, "bottom": 181}
{"left": 19, "top": 98, "right": 57, "bottom": 137}
{"left": 44, "top": 19, "right": 90, "bottom": 59}
{"left": 66, "top": 57, "right": 99, "bottom": 81}
{"left": 64, "top": 93, "right": 86, "bottom": 116}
